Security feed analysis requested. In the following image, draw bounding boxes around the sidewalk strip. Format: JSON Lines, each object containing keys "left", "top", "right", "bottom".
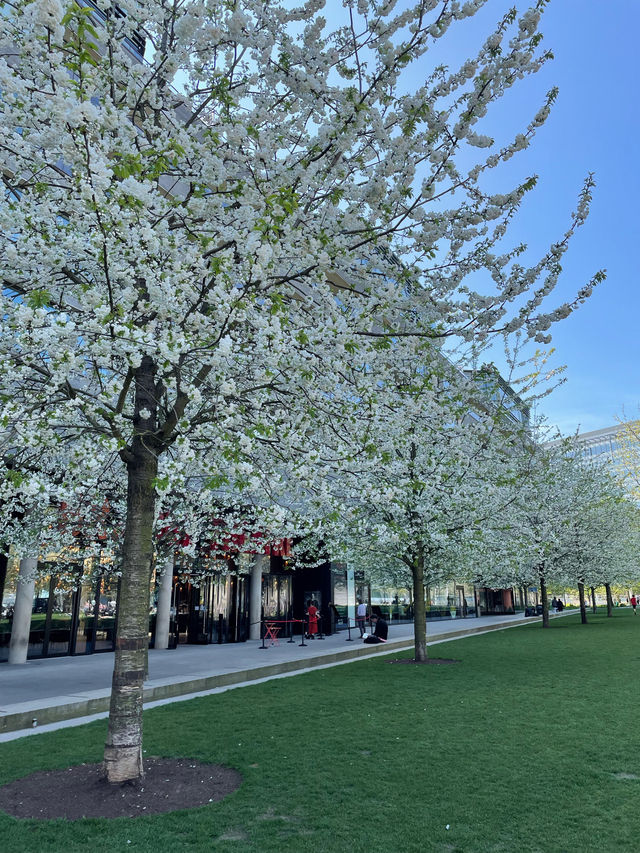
{"left": 0, "top": 613, "right": 560, "bottom": 740}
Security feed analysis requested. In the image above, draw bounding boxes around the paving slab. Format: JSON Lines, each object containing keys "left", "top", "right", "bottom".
{"left": 0, "top": 611, "right": 571, "bottom": 738}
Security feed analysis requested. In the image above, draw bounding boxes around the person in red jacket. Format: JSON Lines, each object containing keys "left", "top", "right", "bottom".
{"left": 630, "top": 595, "right": 637, "bottom": 614}
{"left": 306, "top": 600, "right": 319, "bottom": 638}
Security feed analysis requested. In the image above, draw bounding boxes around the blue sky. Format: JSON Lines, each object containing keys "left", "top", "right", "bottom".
{"left": 436, "top": 0, "right": 638, "bottom": 436}
{"left": 526, "top": 0, "right": 639, "bottom": 436}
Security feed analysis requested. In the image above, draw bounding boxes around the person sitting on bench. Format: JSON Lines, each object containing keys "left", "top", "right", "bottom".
{"left": 363, "top": 613, "right": 388, "bottom": 644}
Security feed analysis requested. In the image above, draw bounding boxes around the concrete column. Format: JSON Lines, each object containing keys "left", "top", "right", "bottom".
{"left": 8, "top": 557, "right": 37, "bottom": 665}
{"left": 249, "top": 554, "right": 267, "bottom": 640}
{"left": 154, "top": 557, "right": 174, "bottom": 650}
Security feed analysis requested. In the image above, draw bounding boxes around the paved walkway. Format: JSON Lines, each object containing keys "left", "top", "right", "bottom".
{"left": 0, "top": 611, "right": 571, "bottom": 739}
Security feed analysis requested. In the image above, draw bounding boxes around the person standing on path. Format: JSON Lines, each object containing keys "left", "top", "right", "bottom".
{"left": 631, "top": 594, "right": 637, "bottom": 614}
{"left": 306, "top": 600, "right": 319, "bottom": 638}
{"left": 356, "top": 599, "right": 367, "bottom": 637}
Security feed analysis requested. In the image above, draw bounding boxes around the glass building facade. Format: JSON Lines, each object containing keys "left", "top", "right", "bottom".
{"left": 0, "top": 555, "right": 121, "bottom": 662}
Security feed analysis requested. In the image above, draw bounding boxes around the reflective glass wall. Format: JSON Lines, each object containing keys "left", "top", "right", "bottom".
{"left": 0, "top": 556, "right": 120, "bottom": 662}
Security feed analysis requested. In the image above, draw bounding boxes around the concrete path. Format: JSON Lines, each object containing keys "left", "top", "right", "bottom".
{"left": 0, "top": 611, "right": 571, "bottom": 739}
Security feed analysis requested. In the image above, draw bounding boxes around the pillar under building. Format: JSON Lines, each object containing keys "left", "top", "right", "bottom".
{"left": 8, "top": 557, "right": 37, "bottom": 665}
{"left": 249, "top": 554, "right": 268, "bottom": 640}
{"left": 154, "top": 557, "right": 174, "bottom": 650}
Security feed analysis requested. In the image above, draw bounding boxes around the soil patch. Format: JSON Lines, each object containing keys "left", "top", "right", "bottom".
{"left": 0, "top": 757, "right": 242, "bottom": 820}
{"left": 389, "top": 658, "right": 460, "bottom": 665}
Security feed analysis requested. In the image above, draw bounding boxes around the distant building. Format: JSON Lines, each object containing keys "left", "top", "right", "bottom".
{"left": 464, "top": 367, "right": 531, "bottom": 430}
{"left": 570, "top": 423, "right": 626, "bottom": 465}
{"left": 547, "top": 422, "right": 640, "bottom": 501}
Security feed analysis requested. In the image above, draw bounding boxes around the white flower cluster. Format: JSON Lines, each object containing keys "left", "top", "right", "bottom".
{"left": 0, "top": 0, "right": 603, "bottom": 620}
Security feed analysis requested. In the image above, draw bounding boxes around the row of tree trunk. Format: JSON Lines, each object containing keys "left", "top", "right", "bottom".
{"left": 538, "top": 573, "right": 615, "bottom": 627}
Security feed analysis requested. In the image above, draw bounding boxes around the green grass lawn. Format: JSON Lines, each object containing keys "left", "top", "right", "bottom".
{"left": 1, "top": 609, "right": 638, "bottom": 853}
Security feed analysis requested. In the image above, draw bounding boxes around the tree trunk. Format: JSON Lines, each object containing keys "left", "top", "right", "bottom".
{"left": 605, "top": 583, "right": 613, "bottom": 617}
{"left": 104, "top": 357, "right": 159, "bottom": 784}
{"left": 412, "top": 553, "right": 428, "bottom": 662}
{"left": 0, "top": 552, "right": 8, "bottom": 613}
{"left": 578, "top": 582, "right": 587, "bottom": 624}
{"left": 590, "top": 586, "right": 597, "bottom": 614}
{"left": 539, "top": 570, "right": 549, "bottom": 629}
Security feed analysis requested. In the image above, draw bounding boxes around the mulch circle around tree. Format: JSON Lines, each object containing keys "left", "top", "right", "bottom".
{"left": 0, "top": 757, "right": 242, "bottom": 821}
{"left": 389, "top": 658, "right": 460, "bottom": 665}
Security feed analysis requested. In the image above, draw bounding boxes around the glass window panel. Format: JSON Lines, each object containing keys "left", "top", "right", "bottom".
{"left": 25, "top": 573, "right": 54, "bottom": 658}
{"left": 262, "top": 575, "right": 278, "bottom": 619}
{"left": 0, "top": 556, "right": 19, "bottom": 663}
{"left": 75, "top": 579, "right": 97, "bottom": 654}
{"left": 278, "top": 576, "right": 291, "bottom": 618}
{"left": 332, "top": 572, "right": 348, "bottom": 621}
{"left": 45, "top": 578, "right": 75, "bottom": 656}
{"left": 462, "top": 584, "right": 477, "bottom": 616}
{"left": 346, "top": 570, "right": 355, "bottom": 623}
{"left": 94, "top": 576, "right": 118, "bottom": 651}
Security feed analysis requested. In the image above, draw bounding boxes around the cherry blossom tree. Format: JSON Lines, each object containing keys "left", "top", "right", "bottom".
{"left": 547, "top": 461, "right": 638, "bottom": 625}
{"left": 578, "top": 498, "right": 640, "bottom": 618}
{"left": 0, "top": 0, "right": 602, "bottom": 781}
{"left": 498, "top": 437, "right": 639, "bottom": 626}
{"left": 611, "top": 416, "right": 640, "bottom": 500}
{"left": 476, "top": 432, "right": 566, "bottom": 626}
{"left": 303, "top": 357, "right": 529, "bottom": 661}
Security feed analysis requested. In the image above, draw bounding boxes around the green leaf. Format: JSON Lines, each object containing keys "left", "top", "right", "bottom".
{"left": 26, "top": 289, "right": 51, "bottom": 309}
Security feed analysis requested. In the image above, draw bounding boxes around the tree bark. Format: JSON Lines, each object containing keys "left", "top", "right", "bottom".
{"left": 590, "top": 586, "right": 597, "bottom": 614}
{"left": 412, "top": 552, "right": 428, "bottom": 662}
{"left": 539, "top": 570, "right": 549, "bottom": 629}
{"left": 605, "top": 583, "right": 613, "bottom": 617}
{"left": 578, "top": 581, "right": 587, "bottom": 624}
{"left": 104, "top": 357, "right": 159, "bottom": 784}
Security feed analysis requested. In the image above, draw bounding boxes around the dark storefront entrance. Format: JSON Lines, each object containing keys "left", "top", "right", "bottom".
{"left": 170, "top": 573, "right": 250, "bottom": 645}
{"left": 477, "top": 587, "right": 515, "bottom": 615}
{"left": 262, "top": 574, "right": 292, "bottom": 621}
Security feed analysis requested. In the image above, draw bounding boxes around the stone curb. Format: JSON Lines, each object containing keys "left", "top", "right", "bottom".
{"left": 0, "top": 614, "right": 547, "bottom": 734}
